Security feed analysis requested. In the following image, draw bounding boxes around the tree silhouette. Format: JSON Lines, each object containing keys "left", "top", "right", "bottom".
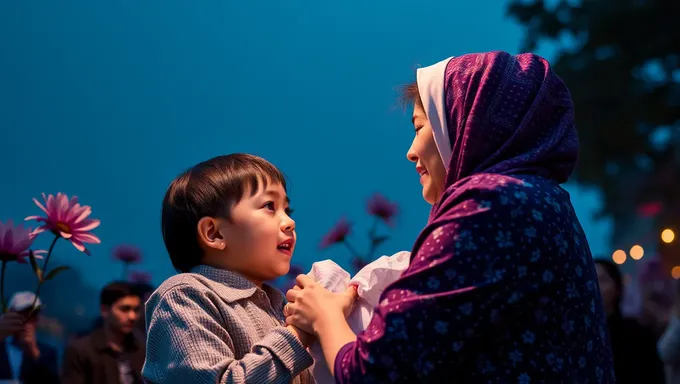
{"left": 507, "top": 0, "right": 680, "bottom": 268}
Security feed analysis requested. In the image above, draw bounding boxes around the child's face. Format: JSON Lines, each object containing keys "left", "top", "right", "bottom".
{"left": 216, "top": 181, "right": 295, "bottom": 285}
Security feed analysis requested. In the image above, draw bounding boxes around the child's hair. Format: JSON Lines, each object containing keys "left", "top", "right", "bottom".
{"left": 100, "top": 281, "right": 137, "bottom": 307}
{"left": 161, "top": 154, "right": 287, "bottom": 273}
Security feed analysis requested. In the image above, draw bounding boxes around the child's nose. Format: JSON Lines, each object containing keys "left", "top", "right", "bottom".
{"left": 281, "top": 218, "right": 295, "bottom": 232}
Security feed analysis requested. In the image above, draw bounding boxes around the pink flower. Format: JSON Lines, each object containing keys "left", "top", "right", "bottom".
{"left": 0, "top": 220, "right": 45, "bottom": 263}
{"left": 319, "top": 218, "right": 351, "bottom": 249}
{"left": 129, "top": 271, "right": 152, "bottom": 284}
{"left": 637, "top": 201, "right": 663, "bottom": 217}
{"left": 113, "top": 245, "right": 142, "bottom": 264}
{"left": 367, "top": 193, "right": 398, "bottom": 226}
{"left": 26, "top": 193, "right": 101, "bottom": 255}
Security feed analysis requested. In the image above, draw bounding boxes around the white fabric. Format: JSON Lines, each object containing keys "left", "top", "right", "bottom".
{"left": 307, "top": 252, "right": 411, "bottom": 384}
{"left": 5, "top": 337, "right": 23, "bottom": 381}
{"left": 416, "top": 56, "right": 454, "bottom": 167}
{"left": 8, "top": 291, "right": 41, "bottom": 312}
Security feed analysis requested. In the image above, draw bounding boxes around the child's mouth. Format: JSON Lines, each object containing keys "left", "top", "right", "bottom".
{"left": 277, "top": 240, "right": 293, "bottom": 256}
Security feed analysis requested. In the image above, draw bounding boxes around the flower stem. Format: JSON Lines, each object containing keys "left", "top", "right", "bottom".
{"left": 1, "top": 261, "right": 7, "bottom": 313}
{"left": 365, "top": 218, "right": 381, "bottom": 262}
{"left": 343, "top": 240, "right": 362, "bottom": 259}
{"left": 29, "top": 235, "right": 59, "bottom": 316}
{"left": 368, "top": 218, "right": 379, "bottom": 238}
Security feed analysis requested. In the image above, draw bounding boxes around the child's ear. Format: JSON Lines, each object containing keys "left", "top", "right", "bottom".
{"left": 197, "top": 217, "right": 226, "bottom": 251}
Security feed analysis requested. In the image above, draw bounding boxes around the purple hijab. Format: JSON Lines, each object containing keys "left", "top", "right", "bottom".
{"left": 334, "top": 52, "right": 614, "bottom": 383}
{"left": 429, "top": 52, "right": 578, "bottom": 222}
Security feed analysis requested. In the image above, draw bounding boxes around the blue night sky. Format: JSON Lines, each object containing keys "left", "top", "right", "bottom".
{"left": 1, "top": 0, "right": 611, "bottom": 291}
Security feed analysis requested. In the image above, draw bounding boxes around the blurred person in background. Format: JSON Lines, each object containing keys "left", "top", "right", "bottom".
{"left": 643, "top": 289, "right": 674, "bottom": 339}
{"left": 638, "top": 259, "right": 675, "bottom": 339}
{"left": 0, "top": 291, "right": 59, "bottom": 384}
{"left": 658, "top": 279, "right": 680, "bottom": 384}
{"left": 61, "top": 281, "right": 145, "bottom": 384}
{"left": 596, "top": 259, "right": 665, "bottom": 383}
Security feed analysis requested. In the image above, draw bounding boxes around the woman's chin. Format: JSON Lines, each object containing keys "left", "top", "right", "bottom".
{"left": 422, "top": 185, "right": 438, "bottom": 205}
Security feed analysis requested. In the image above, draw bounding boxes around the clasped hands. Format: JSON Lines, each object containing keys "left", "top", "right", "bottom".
{"left": 284, "top": 274, "right": 358, "bottom": 337}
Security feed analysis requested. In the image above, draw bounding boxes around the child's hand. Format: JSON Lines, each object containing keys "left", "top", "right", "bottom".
{"left": 284, "top": 275, "right": 357, "bottom": 335}
{"left": 286, "top": 325, "right": 316, "bottom": 348}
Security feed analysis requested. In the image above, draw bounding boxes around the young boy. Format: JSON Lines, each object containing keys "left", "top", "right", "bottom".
{"left": 143, "top": 154, "right": 315, "bottom": 384}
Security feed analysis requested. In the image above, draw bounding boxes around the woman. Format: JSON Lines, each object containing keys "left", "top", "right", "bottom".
{"left": 285, "top": 52, "right": 615, "bottom": 382}
{"left": 595, "top": 259, "right": 665, "bottom": 383}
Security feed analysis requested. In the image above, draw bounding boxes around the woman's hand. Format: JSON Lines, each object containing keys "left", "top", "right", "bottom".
{"left": 284, "top": 274, "right": 358, "bottom": 335}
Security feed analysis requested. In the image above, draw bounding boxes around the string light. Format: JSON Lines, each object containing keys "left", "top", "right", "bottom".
{"left": 661, "top": 229, "right": 675, "bottom": 244}
{"left": 612, "top": 250, "right": 626, "bottom": 264}
{"left": 629, "top": 245, "right": 644, "bottom": 260}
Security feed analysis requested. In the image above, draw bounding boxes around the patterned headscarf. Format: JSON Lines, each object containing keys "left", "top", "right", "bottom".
{"left": 416, "top": 52, "right": 579, "bottom": 220}
{"left": 334, "top": 52, "right": 614, "bottom": 382}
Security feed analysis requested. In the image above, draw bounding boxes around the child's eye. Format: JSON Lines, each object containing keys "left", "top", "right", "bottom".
{"left": 285, "top": 208, "right": 295, "bottom": 217}
{"left": 263, "top": 201, "right": 275, "bottom": 211}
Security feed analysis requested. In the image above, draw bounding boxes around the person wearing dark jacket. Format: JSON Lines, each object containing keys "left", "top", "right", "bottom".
{"left": 596, "top": 259, "right": 666, "bottom": 383}
{"left": 0, "top": 291, "right": 59, "bottom": 384}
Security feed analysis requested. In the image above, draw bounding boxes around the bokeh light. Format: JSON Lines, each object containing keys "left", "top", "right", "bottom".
{"left": 661, "top": 229, "right": 675, "bottom": 244}
{"left": 612, "top": 250, "right": 627, "bottom": 264}
{"left": 671, "top": 266, "right": 680, "bottom": 280}
{"left": 629, "top": 245, "right": 644, "bottom": 260}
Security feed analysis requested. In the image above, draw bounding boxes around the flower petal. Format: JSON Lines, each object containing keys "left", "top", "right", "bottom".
{"left": 60, "top": 231, "right": 72, "bottom": 239}
{"left": 30, "top": 227, "right": 47, "bottom": 238}
{"left": 70, "top": 239, "right": 87, "bottom": 253}
{"left": 2, "top": 227, "right": 14, "bottom": 252}
{"left": 46, "top": 194, "right": 57, "bottom": 217}
{"left": 56, "top": 194, "right": 70, "bottom": 221}
{"left": 74, "top": 233, "right": 101, "bottom": 244}
{"left": 18, "top": 250, "right": 44, "bottom": 259}
{"left": 74, "top": 219, "right": 100, "bottom": 232}
{"left": 62, "top": 203, "right": 80, "bottom": 223}
{"left": 72, "top": 206, "right": 92, "bottom": 225}
{"left": 32, "top": 198, "right": 50, "bottom": 217}
{"left": 13, "top": 236, "right": 32, "bottom": 252}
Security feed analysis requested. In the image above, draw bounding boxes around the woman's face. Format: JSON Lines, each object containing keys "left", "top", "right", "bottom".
{"left": 596, "top": 264, "right": 618, "bottom": 315}
{"left": 407, "top": 103, "right": 447, "bottom": 205}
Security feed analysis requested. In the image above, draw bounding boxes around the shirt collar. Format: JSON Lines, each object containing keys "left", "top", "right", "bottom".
{"left": 190, "top": 265, "right": 286, "bottom": 310}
